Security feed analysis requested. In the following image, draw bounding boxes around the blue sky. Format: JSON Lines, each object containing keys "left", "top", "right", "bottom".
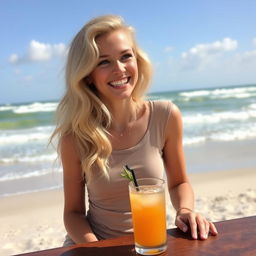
{"left": 1, "top": 0, "right": 256, "bottom": 104}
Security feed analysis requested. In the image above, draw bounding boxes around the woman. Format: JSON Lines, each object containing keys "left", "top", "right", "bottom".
{"left": 51, "top": 15, "right": 218, "bottom": 245}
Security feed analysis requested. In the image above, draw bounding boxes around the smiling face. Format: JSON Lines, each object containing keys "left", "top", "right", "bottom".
{"left": 89, "top": 29, "right": 138, "bottom": 104}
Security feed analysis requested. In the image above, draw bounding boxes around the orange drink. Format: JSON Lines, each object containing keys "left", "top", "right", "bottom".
{"left": 129, "top": 178, "right": 167, "bottom": 255}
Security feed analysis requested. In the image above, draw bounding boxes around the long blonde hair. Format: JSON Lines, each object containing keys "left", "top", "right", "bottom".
{"left": 51, "top": 15, "right": 152, "bottom": 182}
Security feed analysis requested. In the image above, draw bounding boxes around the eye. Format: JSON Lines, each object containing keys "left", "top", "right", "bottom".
{"left": 121, "top": 53, "right": 133, "bottom": 61}
{"left": 97, "top": 59, "right": 109, "bottom": 66}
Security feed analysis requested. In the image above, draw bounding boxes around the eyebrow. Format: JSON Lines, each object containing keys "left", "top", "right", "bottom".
{"left": 99, "top": 49, "right": 132, "bottom": 59}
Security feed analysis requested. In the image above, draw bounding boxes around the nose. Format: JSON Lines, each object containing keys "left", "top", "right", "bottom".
{"left": 112, "top": 60, "right": 125, "bottom": 74}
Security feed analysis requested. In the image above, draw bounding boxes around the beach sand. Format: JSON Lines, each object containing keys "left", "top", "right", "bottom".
{"left": 0, "top": 167, "right": 255, "bottom": 255}
{"left": 0, "top": 190, "right": 65, "bottom": 256}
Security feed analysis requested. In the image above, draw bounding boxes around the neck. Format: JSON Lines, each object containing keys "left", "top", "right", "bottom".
{"left": 107, "top": 98, "right": 138, "bottom": 133}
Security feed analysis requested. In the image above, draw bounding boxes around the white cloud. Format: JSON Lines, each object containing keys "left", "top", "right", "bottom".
{"left": 182, "top": 38, "right": 237, "bottom": 58}
{"left": 9, "top": 40, "right": 67, "bottom": 64}
{"left": 28, "top": 40, "right": 52, "bottom": 61}
{"left": 155, "top": 38, "right": 256, "bottom": 91}
{"left": 180, "top": 38, "right": 238, "bottom": 71}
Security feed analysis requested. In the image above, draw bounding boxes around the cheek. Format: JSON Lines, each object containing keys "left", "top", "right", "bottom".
{"left": 129, "top": 61, "right": 138, "bottom": 76}
{"left": 91, "top": 70, "right": 106, "bottom": 85}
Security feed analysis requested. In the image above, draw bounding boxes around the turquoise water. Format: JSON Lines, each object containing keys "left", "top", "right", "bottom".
{"left": 0, "top": 84, "right": 256, "bottom": 196}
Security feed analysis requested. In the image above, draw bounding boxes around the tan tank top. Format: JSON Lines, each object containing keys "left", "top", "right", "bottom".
{"left": 86, "top": 100, "right": 172, "bottom": 239}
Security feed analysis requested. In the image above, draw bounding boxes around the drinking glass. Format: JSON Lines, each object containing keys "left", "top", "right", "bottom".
{"left": 129, "top": 178, "right": 167, "bottom": 255}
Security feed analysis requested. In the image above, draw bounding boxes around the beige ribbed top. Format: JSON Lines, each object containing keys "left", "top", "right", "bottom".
{"left": 86, "top": 100, "right": 172, "bottom": 240}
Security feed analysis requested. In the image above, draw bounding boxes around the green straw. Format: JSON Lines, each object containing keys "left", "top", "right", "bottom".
{"left": 125, "top": 165, "right": 139, "bottom": 191}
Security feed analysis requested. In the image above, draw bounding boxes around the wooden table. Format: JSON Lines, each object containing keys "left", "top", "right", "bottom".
{"left": 15, "top": 216, "right": 256, "bottom": 256}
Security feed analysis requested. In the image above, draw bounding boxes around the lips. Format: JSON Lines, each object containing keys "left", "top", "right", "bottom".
{"left": 108, "top": 77, "right": 130, "bottom": 88}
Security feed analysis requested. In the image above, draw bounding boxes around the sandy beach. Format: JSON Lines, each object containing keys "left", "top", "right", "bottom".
{"left": 0, "top": 167, "right": 255, "bottom": 256}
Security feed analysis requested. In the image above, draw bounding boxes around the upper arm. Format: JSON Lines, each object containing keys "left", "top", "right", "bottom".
{"left": 163, "top": 103, "right": 188, "bottom": 189}
{"left": 60, "top": 135, "right": 86, "bottom": 214}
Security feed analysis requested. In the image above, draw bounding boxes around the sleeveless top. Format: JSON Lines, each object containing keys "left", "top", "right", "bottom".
{"left": 86, "top": 100, "right": 172, "bottom": 240}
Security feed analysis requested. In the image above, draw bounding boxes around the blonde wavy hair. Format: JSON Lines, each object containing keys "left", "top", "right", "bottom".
{"left": 51, "top": 15, "right": 152, "bottom": 182}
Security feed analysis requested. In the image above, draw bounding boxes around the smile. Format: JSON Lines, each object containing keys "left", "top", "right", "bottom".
{"left": 108, "top": 77, "right": 130, "bottom": 87}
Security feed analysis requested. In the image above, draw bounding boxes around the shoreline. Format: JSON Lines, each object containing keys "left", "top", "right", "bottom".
{"left": 1, "top": 167, "right": 256, "bottom": 255}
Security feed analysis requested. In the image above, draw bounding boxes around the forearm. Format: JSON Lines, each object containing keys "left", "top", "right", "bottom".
{"left": 64, "top": 211, "right": 98, "bottom": 243}
{"left": 169, "top": 182, "right": 195, "bottom": 212}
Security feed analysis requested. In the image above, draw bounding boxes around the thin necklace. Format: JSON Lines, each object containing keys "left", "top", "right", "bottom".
{"left": 119, "top": 126, "right": 129, "bottom": 137}
{"left": 111, "top": 107, "right": 138, "bottom": 138}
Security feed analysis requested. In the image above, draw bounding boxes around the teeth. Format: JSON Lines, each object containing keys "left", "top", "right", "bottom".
{"left": 110, "top": 78, "right": 128, "bottom": 87}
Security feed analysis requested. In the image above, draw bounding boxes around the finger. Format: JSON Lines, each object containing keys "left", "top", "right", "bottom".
{"left": 188, "top": 215, "right": 198, "bottom": 239}
{"left": 200, "top": 220, "right": 209, "bottom": 240}
{"left": 175, "top": 215, "right": 189, "bottom": 233}
{"left": 196, "top": 215, "right": 207, "bottom": 240}
{"left": 209, "top": 222, "right": 218, "bottom": 236}
{"left": 205, "top": 220, "right": 210, "bottom": 238}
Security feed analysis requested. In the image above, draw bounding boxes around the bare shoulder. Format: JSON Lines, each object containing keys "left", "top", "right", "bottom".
{"left": 170, "top": 102, "right": 182, "bottom": 118}
{"left": 165, "top": 103, "right": 183, "bottom": 140}
{"left": 170, "top": 103, "right": 183, "bottom": 128}
{"left": 60, "top": 135, "right": 81, "bottom": 172}
{"left": 61, "top": 133, "right": 75, "bottom": 149}
{"left": 60, "top": 134, "right": 81, "bottom": 165}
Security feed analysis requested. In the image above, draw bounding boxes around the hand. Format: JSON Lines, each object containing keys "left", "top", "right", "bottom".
{"left": 175, "top": 209, "right": 218, "bottom": 240}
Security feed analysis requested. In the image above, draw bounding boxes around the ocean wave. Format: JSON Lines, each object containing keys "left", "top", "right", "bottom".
{"left": 0, "top": 126, "right": 54, "bottom": 144}
{"left": 0, "top": 168, "right": 62, "bottom": 182}
{"left": 0, "top": 102, "right": 58, "bottom": 114}
{"left": 183, "top": 109, "right": 256, "bottom": 125}
{"left": 184, "top": 125, "right": 256, "bottom": 145}
{"left": 180, "top": 90, "right": 210, "bottom": 98}
{"left": 0, "top": 153, "right": 57, "bottom": 164}
{"left": 248, "top": 103, "right": 256, "bottom": 110}
{"left": 0, "top": 105, "right": 14, "bottom": 111}
{"left": 209, "top": 127, "right": 256, "bottom": 142}
{"left": 14, "top": 102, "right": 58, "bottom": 114}
{"left": 179, "top": 86, "right": 256, "bottom": 100}
{"left": 0, "top": 132, "right": 51, "bottom": 144}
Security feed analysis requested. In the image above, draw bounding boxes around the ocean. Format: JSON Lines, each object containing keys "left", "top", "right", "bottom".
{"left": 1, "top": 84, "right": 256, "bottom": 196}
